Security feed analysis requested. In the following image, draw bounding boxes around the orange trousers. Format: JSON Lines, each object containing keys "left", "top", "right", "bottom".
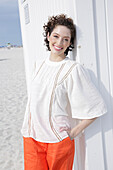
{"left": 23, "top": 136, "right": 75, "bottom": 170}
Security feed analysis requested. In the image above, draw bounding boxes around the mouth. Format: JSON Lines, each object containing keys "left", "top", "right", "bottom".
{"left": 53, "top": 45, "right": 63, "bottom": 51}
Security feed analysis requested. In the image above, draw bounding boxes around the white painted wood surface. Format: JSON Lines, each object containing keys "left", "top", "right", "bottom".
{"left": 18, "top": 0, "right": 113, "bottom": 169}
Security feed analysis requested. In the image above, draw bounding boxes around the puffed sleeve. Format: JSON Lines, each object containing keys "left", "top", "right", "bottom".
{"left": 67, "top": 63, "right": 107, "bottom": 119}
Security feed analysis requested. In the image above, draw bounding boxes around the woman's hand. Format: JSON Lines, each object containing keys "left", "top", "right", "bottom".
{"left": 59, "top": 127, "right": 75, "bottom": 140}
{"left": 67, "top": 129, "right": 75, "bottom": 140}
{"left": 59, "top": 117, "right": 97, "bottom": 140}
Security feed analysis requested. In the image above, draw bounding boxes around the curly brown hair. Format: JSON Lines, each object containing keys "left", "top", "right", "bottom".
{"left": 43, "top": 14, "right": 76, "bottom": 56}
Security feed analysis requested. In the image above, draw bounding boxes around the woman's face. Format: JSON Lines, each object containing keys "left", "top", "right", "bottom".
{"left": 47, "top": 25, "right": 71, "bottom": 57}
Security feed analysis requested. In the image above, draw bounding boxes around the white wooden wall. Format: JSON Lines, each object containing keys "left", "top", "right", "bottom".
{"left": 18, "top": 0, "right": 113, "bottom": 169}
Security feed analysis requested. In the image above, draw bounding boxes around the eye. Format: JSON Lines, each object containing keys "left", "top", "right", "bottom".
{"left": 64, "top": 39, "right": 69, "bottom": 42}
{"left": 54, "top": 35, "right": 58, "bottom": 38}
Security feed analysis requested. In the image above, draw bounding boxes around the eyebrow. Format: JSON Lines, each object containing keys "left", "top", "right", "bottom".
{"left": 53, "top": 33, "right": 71, "bottom": 38}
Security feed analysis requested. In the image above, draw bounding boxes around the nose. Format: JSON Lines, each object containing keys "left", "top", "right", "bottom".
{"left": 57, "top": 38, "right": 63, "bottom": 46}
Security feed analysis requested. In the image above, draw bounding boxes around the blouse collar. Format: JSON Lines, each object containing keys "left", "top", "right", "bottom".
{"left": 45, "top": 55, "right": 69, "bottom": 66}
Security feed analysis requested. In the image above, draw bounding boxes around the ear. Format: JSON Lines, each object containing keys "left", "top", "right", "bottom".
{"left": 47, "top": 32, "right": 50, "bottom": 41}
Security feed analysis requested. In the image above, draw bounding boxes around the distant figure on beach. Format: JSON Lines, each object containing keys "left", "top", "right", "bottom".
{"left": 21, "top": 14, "right": 107, "bottom": 170}
{"left": 7, "top": 43, "right": 11, "bottom": 49}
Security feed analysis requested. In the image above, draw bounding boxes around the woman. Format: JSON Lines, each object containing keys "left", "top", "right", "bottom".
{"left": 21, "top": 14, "right": 107, "bottom": 170}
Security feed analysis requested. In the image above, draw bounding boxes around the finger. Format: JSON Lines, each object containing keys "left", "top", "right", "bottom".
{"left": 59, "top": 127, "right": 68, "bottom": 132}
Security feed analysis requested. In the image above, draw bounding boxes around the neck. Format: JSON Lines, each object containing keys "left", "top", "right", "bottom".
{"left": 49, "top": 53, "right": 66, "bottom": 62}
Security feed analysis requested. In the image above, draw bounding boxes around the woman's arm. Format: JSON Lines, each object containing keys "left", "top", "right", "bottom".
{"left": 60, "top": 117, "right": 97, "bottom": 140}
{"left": 69, "top": 117, "right": 97, "bottom": 140}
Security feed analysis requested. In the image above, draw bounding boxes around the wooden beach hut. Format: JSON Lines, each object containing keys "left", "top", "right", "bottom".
{"left": 18, "top": 0, "right": 113, "bottom": 169}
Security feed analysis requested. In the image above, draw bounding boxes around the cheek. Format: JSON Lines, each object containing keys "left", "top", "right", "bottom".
{"left": 49, "top": 37, "right": 56, "bottom": 44}
{"left": 64, "top": 42, "right": 70, "bottom": 48}
{"left": 49, "top": 37, "right": 55, "bottom": 50}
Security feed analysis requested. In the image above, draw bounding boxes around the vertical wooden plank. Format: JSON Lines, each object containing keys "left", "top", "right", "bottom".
{"left": 74, "top": 0, "right": 106, "bottom": 170}
{"left": 18, "top": 0, "right": 31, "bottom": 93}
{"left": 98, "top": 0, "right": 113, "bottom": 169}
{"left": 104, "top": 0, "right": 113, "bottom": 103}
{"left": 93, "top": 0, "right": 113, "bottom": 169}
{"left": 74, "top": 0, "right": 97, "bottom": 69}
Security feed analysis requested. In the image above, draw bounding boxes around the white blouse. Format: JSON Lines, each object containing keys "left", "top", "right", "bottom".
{"left": 21, "top": 56, "right": 107, "bottom": 143}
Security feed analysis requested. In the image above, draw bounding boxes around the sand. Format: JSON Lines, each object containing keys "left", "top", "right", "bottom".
{"left": 0, "top": 48, "right": 27, "bottom": 170}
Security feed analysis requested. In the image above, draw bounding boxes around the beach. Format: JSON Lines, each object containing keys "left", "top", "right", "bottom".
{"left": 0, "top": 48, "right": 27, "bottom": 170}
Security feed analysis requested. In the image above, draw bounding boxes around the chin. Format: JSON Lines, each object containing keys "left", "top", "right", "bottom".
{"left": 52, "top": 49, "right": 65, "bottom": 55}
{"left": 53, "top": 51, "right": 64, "bottom": 56}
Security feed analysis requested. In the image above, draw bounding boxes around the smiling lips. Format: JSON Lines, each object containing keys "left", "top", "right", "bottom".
{"left": 53, "top": 45, "right": 63, "bottom": 51}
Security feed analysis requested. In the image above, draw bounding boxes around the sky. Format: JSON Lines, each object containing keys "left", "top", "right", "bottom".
{"left": 0, "top": 0, "right": 22, "bottom": 46}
